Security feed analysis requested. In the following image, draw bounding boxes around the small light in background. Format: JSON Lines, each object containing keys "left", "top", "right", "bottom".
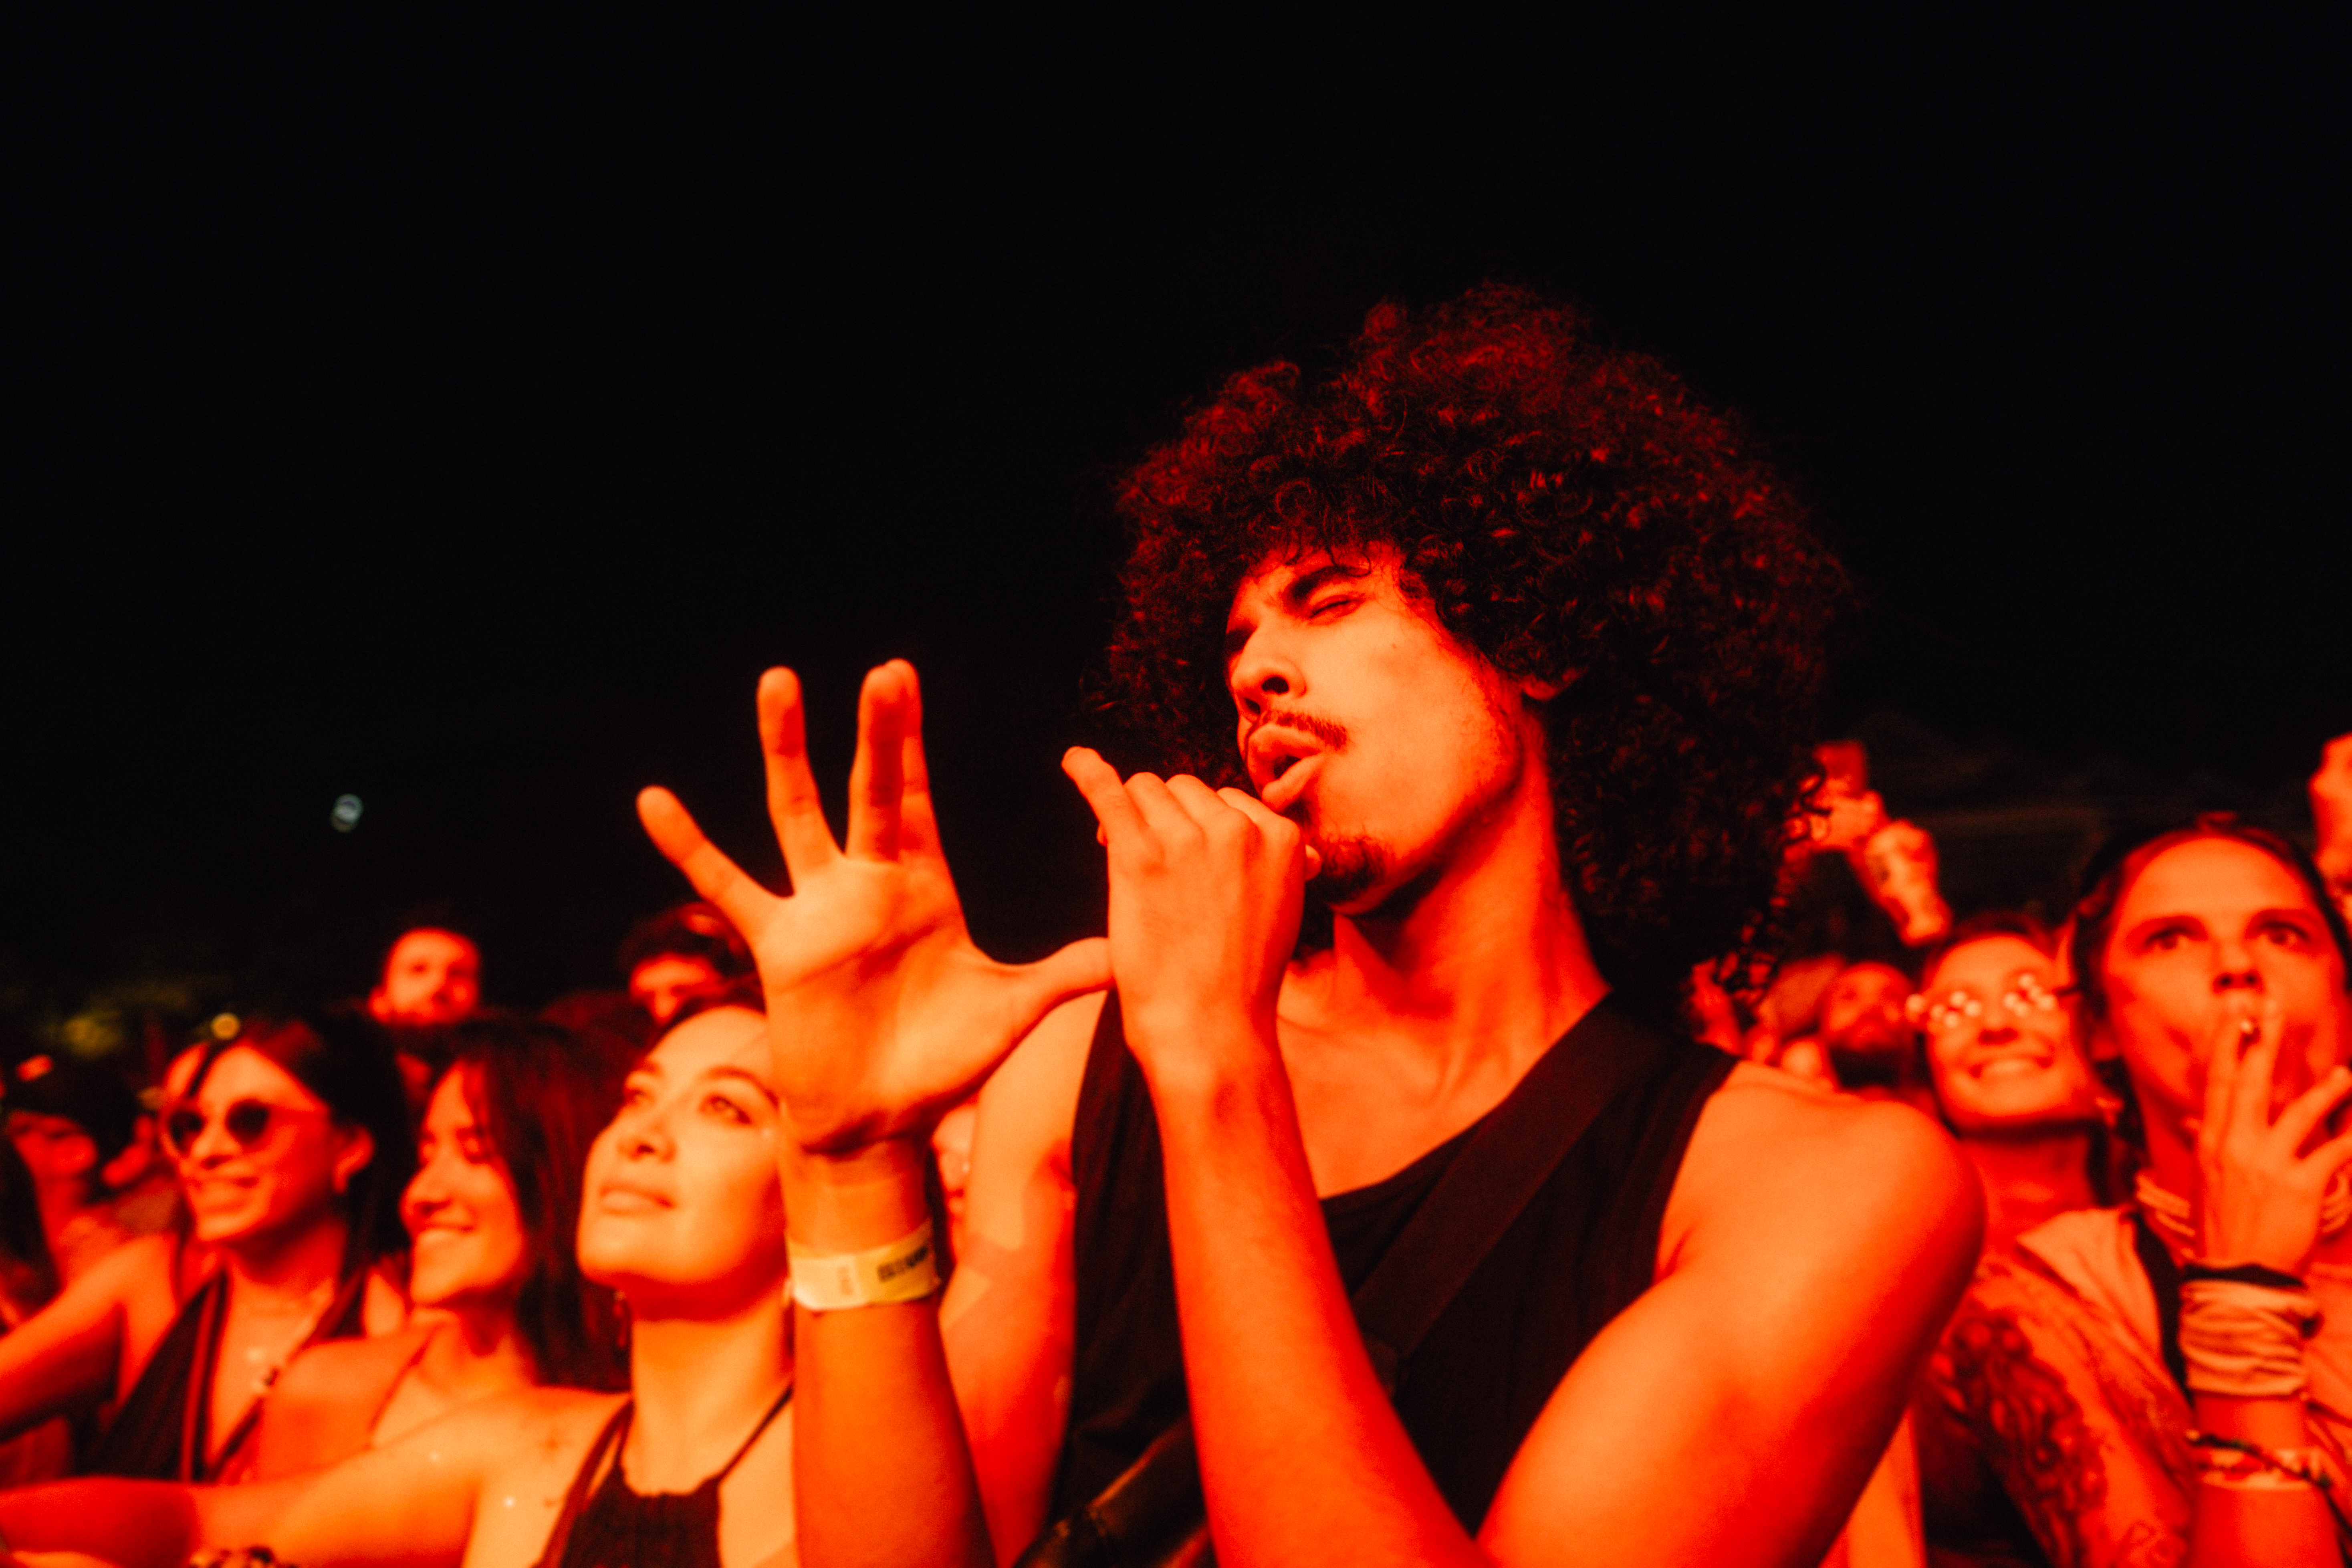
{"left": 210, "top": 1013, "right": 240, "bottom": 1041}
{"left": 331, "top": 794, "right": 363, "bottom": 833}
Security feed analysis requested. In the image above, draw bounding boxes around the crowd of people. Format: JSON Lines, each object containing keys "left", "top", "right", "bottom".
{"left": 0, "top": 286, "right": 2346, "bottom": 1567}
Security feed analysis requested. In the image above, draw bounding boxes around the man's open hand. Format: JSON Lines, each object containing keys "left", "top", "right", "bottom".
{"left": 639, "top": 663, "right": 1109, "bottom": 1154}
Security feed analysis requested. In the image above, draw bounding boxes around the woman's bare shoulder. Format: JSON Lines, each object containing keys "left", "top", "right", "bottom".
{"left": 76, "top": 1230, "right": 180, "bottom": 1295}
{"left": 462, "top": 1385, "right": 629, "bottom": 1451}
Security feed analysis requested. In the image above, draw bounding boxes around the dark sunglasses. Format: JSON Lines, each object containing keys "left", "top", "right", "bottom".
{"left": 163, "top": 1098, "right": 323, "bottom": 1157}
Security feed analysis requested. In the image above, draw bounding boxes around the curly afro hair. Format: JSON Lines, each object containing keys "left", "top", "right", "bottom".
{"left": 1094, "top": 285, "right": 1847, "bottom": 1014}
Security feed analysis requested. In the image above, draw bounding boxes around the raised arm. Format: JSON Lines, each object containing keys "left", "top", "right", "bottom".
{"left": 639, "top": 662, "right": 1110, "bottom": 1568}
{"left": 942, "top": 989, "right": 1101, "bottom": 1561}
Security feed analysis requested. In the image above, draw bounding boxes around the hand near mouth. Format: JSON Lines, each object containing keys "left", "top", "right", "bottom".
{"left": 1063, "top": 747, "right": 1321, "bottom": 1090}
{"left": 2195, "top": 995, "right": 2352, "bottom": 1275}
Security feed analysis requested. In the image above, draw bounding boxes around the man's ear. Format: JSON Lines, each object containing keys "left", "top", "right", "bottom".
{"left": 329, "top": 1123, "right": 377, "bottom": 1197}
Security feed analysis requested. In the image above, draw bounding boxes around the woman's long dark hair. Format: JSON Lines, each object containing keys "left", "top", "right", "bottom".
{"left": 440, "top": 1015, "right": 630, "bottom": 1390}
{"left": 180, "top": 1009, "right": 416, "bottom": 1278}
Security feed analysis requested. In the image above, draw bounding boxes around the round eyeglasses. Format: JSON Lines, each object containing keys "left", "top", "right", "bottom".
{"left": 1904, "top": 971, "right": 2062, "bottom": 1036}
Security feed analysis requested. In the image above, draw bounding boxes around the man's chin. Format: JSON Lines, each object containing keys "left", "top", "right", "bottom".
{"left": 1305, "top": 833, "right": 1388, "bottom": 911}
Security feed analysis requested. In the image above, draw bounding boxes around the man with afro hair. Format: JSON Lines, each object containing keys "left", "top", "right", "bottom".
{"left": 641, "top": 285, "right": 1984, "bottom": 1566}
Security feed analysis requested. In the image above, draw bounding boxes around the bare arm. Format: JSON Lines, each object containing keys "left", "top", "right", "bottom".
{"left": 1057, "top": 754, "right": 1983, "bottom": 1565}
{"left": 942, "top": 991, "right": 1097, "bottom": 1562}
{"left": 1931, "top": 1261, "right": 2192, "bottom": 1567}
{"left": 0, "top": 1235, "right": 167, "bottom": 1440}
{"left": 0, "top": 1398, "right": 489, "bottom": 1568}
{"left": 1479, "top": 1086, "right": 1979, "bottom": 1565}
{"left": 638, "top": 663, "right": 1111, "bottom": 1568}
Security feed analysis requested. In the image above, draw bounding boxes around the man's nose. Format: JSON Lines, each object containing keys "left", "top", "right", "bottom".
{"left": 1977, "top": 1023, "right": 2019, "bottom": 1046}
{"left": 1229, "top": 638, "right": 1303, "bottom": 719}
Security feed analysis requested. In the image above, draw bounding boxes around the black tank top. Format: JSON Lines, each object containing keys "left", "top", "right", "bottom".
{"left": 533, "top": 1383, "right": 793, "bottom": 1568}
{"left": 84, "top": 1265, "right": 369, "bottom": 1481}
{"left": 1050, "top": 994, "right": 1736, "bottom": 1533}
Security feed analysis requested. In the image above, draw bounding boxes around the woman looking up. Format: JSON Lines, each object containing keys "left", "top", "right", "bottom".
{"left": 0, "top": 1012, "right": 414, "bottom": 1483}
{"left": 0, "top": 1003, "right": 800, "bottom": 1568}
{"left": 1923, "top": 816, "right": 2352, "bottom": 1566}
{"left": 250, "top": 1015, "right": 629, "bottom": 1476}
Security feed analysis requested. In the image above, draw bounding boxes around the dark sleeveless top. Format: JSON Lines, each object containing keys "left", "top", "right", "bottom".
{"left": 1049, "top": 994, "right": 1737, "bottom": 1534}
{"left": 533, "top": 1383, "right": 793, "bottom": 1568}
{"left": 84, "top": 1265, "right": 369, "bottom": 1481}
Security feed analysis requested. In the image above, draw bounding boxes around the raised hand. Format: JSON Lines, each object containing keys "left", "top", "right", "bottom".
{"left": 1059, "top": 749, "right": 1316, "bottom": 1088}
{"left": 639, "top": 663, "right": 1110, "bottom": 1154}
{"left": 2197, "top": 994, "right": 2352, "bottom": 1275}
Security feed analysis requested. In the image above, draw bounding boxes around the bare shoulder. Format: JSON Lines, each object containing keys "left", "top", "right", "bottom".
{"left": 277, "top": 1322, "right": 433, "bottom": 1398}
{"left": 974, "top": 989, "right": 1106, "bottom": 1183}
{"left": 467, "top": 1384, "right": 627, "bottom": 1448}
{"left": 450, "top": 1388, "right": 631, "bottom": 1565}
{"left": 73, "top": 1230, "right": 178, "bottom": 1305}
{"left": 1663, "top": 1062, "right": 1982, "bottom": 1279}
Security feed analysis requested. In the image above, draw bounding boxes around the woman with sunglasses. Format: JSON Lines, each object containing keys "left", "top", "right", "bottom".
{"left": 0, "top": 1001, "right": 799, "bottom": 1568}
{"left": 248, "top": 1015, "right": 630, "bottom": 1476}
{"left": 0, "top": 1011, "right": 414, "bottom": 1483}
{"left": 1918, "top": 817, "right": 2352, "bottom": 1566}
{"left": 1908, "top": 911, "right": 2114, "bottom": 1253}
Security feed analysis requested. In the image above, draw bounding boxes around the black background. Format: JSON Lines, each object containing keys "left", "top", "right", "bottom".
{"left": 6, "top": 20, "right": 2346, "bottom": 1054}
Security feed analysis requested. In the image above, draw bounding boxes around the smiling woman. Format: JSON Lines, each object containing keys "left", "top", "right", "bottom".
{"left": 249, "top": 1016, "right": 630, "bottom": 1478}
{"left": 0, "top": 1012, "right": 414, "bottom": 1486}
{"left": 0, "top": 1004, "right": 803, "bottom": 1568}
{"left": 1912, "top": 912, "right": 2110, "bottom": 1249}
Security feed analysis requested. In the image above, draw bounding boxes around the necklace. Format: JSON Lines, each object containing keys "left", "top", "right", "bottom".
{"left": 2136, "top": 1170, "right": 2352, "bottom": 1256}
{"left": 230, "top": 1276, "right": 340, "bottom": 1398}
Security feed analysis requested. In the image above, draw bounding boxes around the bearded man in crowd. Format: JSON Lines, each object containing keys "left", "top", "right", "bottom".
{"left": 644, "top": 285, "right": 1985, "bottom": 1567}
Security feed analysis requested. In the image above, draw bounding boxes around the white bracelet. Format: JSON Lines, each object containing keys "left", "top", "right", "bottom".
{"left": 2179, "top": 1278, "right": 2318, "bottom": 1400}
{"left": 787, "top": 1219, "right": 942, "bottom": 1312}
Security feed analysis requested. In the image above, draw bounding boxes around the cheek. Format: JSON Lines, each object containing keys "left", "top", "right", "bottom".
{"left": 466, "top": 1169, "right": 528, "bottom": 1247}
{"left": 706, "top": 1153, "right": 787, "bottom": 1246}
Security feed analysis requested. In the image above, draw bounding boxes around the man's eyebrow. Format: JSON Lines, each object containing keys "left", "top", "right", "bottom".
{"left": 1224, "top": 561, "right": 1370, "bottom": 658}
{"left": 1281, "top": 561, "right": 1364, "bottom": 609}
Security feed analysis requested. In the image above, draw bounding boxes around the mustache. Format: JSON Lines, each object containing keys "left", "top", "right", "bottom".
{"left": 1248, "top": 710, "right": 1349, "bottom": 751}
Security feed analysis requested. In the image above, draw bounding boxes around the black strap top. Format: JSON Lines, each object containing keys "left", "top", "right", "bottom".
{"left": 534, "top": 1382, "right": 793, "bottom": 1568}
{"left": 1050, "top": 994, "right": 1736, "bottom": 1533}
{"left": 84, "top": 1264, "right": 369, "bottom": 1481}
